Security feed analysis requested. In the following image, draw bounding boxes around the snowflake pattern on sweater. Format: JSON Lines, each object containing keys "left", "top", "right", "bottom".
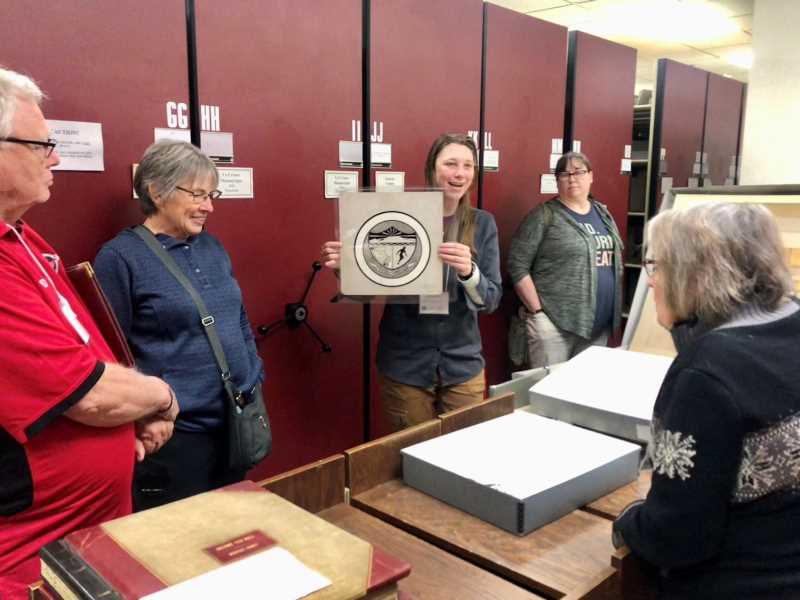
{"left": 733, "top": 412, "right": 800, "bottom": 503}
{"left": 648, "top": 419, "right": 697, "bottom": 481}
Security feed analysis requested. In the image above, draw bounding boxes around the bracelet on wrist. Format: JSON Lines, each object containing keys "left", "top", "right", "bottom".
{"left": 458, "top": 263, "right": 475, "bottom": 280}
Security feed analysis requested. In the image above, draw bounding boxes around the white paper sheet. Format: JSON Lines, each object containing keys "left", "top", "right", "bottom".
{"left": 141, "top": 547, "right": 331, "bottom": 600}
{"left": 540, "top": 173, "right": 557, "bottom": 194}
{"left": 48, "top": 120, "right": 104, "bottom": 172}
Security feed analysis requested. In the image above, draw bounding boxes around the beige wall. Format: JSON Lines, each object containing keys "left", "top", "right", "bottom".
{"left": 740, "top": 0, "right": 800, "bottom": 184}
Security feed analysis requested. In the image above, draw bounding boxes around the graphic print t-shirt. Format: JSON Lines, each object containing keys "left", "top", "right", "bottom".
{"left": 562, "top": 203, "right": 615, "bottom": 335}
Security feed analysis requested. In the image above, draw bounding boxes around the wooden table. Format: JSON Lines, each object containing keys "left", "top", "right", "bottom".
{"left": 351, "top": 479, "right": 616, "bottom": 599}
{"left": 344, "top": 395, "right": 620, "bottom": 599}
{"left": 584, "top": 470, "right": 651, "bottom": 520}
{"left": 262, "top": 449, "right": 543, "bottom": 600}
{"left": 320, "top": 503, "right": 542, "bottom": 600}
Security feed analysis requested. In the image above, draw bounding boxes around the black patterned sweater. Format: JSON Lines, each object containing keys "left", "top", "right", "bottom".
{"left": 614, "top": 301, "right": 800, "bottom": 599}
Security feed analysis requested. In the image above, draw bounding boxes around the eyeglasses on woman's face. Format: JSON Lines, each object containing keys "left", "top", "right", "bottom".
{"left": 643, "top": 258, "right": 659, "bottom": 277}
{"left": 174, "top": 185, "right": 223, "bottom": 203}
{"left": 555, "top": 168, "right": 589, "bottom": 180}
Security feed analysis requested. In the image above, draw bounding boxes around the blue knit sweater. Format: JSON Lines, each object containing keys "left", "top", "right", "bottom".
{"left": 94, "top": 228, "right": 264, "bottom": 432}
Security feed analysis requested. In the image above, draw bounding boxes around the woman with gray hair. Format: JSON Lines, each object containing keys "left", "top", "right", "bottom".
{"left": 613, "top": 202, "right": 800, "bottom": 597}
{"left": 95, "top": 141, "right": 265, "bottom": 510}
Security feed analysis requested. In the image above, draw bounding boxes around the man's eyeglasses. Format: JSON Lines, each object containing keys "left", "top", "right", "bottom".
{"left": 643, "top": 258, "right": 659, "bottom": 277}
{"left": 1, "top": 137, "right": 58, "bottom": 158}
{"left": 175, "top": 186, "right": 223, "bottom": 202}
{"left": 556, "top": 168, "right": 589, "bottom": 180}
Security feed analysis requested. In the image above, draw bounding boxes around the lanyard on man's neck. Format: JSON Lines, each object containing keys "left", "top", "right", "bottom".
{"left": 7, "top": 226, "right": 90, "bottom": 344}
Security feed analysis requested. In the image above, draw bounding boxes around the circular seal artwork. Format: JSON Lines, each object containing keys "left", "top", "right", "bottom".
{"left": 354, "top": 211, "right": 431, "bottom": 287}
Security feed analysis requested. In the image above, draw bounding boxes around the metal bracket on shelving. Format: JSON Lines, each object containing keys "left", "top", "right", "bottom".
{"left": 256, "top": 261, "right": 332, "bottom": 352}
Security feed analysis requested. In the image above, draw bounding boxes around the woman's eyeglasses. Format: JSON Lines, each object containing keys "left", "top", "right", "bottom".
{"left": 555, "top": 169, "right": 589, "bottom": 180}
{"left": 175, "top": 186, "right": 223, "bottom": 202}
{"left": 643, "top": 258, "right": 659, "bottom": 277}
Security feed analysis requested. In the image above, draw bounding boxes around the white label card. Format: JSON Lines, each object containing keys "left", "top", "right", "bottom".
{"left": 375, "top": 171, "right": 405, "bottom": 192}
{"left": 371, "top": 143, "right": 392, "bottom": 167}
{"left": 153, "top": 128, "right": 234, "bottom": 161}
{"left": 540, "top": 174, "right": 558, "bottom": 194}
{"left": 338, "top": 141, "right": 392, "bottom": 167}
{"left": 551, "top": 138, "right": 563, "bottom": 154}
{"left": 572, "top": 140, "right": 581, "bottom": 152}
{"left": 154, "top": 127, "right": 190, "bottom": 143}
{"left": 217, "top": 167, "right": 253, "bottom": 199}
{"left": 624, "top": 144, "right": 632, "bottom": 159}
{"left": 324, "top": 170, "right": 359, "bottom": 199}
{"left": 419, "top": 292, "right": 449, "bottom": 315}
{"left": 549, "top": 153, "right": 561, "bottom": 170}
{"left": 482, "top": 149, "right": 500, "bottom": 170}
{"left": 620, "top": 158, "right": 632, "bottom": 173}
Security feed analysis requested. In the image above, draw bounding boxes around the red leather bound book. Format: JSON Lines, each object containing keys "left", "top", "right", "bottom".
{"left": 40, "top": 480, "right": 410, "bottom": 600}
{"left": 66, "top": 262, "right": 134, "bottom": 368}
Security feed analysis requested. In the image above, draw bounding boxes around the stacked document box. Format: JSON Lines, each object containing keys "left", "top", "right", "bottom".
{"left": 528, "top": 346, "right": 674, "bottom": 443}
{"left": 402, "top": 412, "right": 640, "bottom": 535}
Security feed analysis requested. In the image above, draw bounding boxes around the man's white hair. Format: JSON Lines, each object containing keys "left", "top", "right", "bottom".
{"left": 0, "top": 66, "right": 44, "bottom": 139}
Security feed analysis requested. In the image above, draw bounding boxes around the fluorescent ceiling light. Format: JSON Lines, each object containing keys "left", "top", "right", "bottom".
{"left": 723, "top": 48, "right": 754, "bottom": 69}
{"left": 580, "top": 0, "right": 739, "bottom": 44}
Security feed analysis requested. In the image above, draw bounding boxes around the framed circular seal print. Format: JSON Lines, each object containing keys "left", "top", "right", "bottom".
{"left": 354, "top": 211, "right": 431, "bottom": 287}
{"left": 339, "top": 191, "right": 443, "bottom": 296}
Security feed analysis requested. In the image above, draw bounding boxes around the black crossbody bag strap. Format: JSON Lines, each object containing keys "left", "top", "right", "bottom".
{"left": 133, "top": 225, "right": 245, "bottom": 411}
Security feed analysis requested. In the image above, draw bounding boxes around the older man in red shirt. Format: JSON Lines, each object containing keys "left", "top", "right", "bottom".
{"left": 0, "top": 66, "right": 178, "bottom": 599}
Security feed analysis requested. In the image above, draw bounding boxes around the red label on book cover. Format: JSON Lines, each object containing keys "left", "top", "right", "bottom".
{"left": 204, "top": 530, "right": 276, "bottom": 564}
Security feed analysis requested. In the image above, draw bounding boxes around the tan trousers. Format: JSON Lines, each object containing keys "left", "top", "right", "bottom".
{"left": 379, "top": 370, "right": 486, "bottom": 432}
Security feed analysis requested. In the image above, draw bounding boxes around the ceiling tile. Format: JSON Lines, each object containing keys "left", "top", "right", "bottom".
{"left": 525, "top": 4, "right": 593, "bottom": 26}
{"left": 571, "top": 0, "right": 646, "bottom": 11}
{"left": 730, "top": 14, "right": 753, "bottom": 33}
{"left": 688, "top": 28, "right": 751, "bottom": 49}
{"left": 484, "top": 0, "right": 568, "bottom": 12}
{"left": 706, "top": 0, "right": 754, "bottom": 17}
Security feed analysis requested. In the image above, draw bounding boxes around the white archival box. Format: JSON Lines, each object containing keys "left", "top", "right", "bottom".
{"left": 401, "top": 412, "right": 640, "bottom": 535}
{"left": 527, "top": 346, "right": 674, "bottom": 443}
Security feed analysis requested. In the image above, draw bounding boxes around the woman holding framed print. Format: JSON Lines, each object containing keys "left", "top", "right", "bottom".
{"left": 321, "top": 133, "right": 501, "bottom": 431}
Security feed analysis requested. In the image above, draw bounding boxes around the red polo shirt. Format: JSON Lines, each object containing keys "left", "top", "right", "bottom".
{"left": 0, "top": 221, "right": 134, "bottom": 598}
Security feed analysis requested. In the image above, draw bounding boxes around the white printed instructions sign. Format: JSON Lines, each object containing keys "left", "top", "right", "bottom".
{"left": 48, "top": 120, "right": 104, "bottom": 171}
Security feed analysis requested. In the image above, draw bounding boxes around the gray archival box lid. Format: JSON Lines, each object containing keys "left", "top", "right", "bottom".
{"left": 401, "top": 412, "right": 640, "bottom": 535}
{"left": 528, "top": 346, "right": 673, "bottom": 443}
